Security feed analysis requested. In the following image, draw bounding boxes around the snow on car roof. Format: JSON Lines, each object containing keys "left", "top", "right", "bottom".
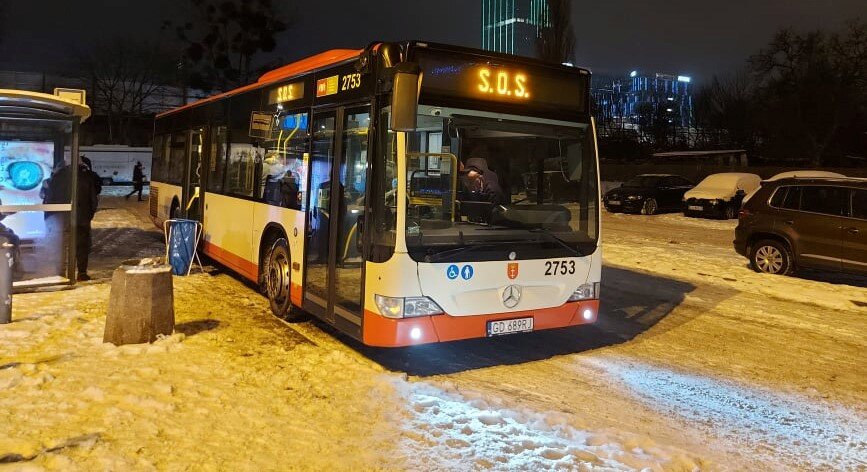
{"left": 767, "top": 170, "right": 846, "bottom": 181}
{"left": 698, "top": 172, "right": 759, "bottom": 185}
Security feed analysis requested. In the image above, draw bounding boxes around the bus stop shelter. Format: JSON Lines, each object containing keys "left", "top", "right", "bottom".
{"left": 0, "top": 89, "right": 91, "bottom": 291}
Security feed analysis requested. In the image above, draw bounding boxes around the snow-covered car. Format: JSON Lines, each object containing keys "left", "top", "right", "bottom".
{"left": 683, "top": 173, "right": 761, "bottom": 219}
{"left": 603, "top": 174, "right": 694, "bottom": 215}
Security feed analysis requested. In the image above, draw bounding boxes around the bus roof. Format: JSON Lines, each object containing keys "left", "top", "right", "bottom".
{"left": 157, "top": 41, "right": 594, "bottom": 120}
{"left": 157, "top": 48, "right": 362, "bottom": 118}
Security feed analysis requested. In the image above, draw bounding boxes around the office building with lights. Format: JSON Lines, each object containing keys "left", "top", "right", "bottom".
{"left": 593, "top": 70, "right": 695, "bottom": 131}
{"left": 481, "top": 0, "right": 550, "bottom": 58}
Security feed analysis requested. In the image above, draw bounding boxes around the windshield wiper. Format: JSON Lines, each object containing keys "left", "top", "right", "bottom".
{"left": 478, "top": 225, "right": 583, "bottom": 257}
{"left": 529, "top": 228, "right": 582, "bottom": 257}
{"left": 425, "top": 241, "right": 525, "bottom": 263}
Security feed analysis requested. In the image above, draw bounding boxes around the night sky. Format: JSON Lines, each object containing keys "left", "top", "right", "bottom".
{"left": 0, "top": 0, "right": 863, "bottom": 81}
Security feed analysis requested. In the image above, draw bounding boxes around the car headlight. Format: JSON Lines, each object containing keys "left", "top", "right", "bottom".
{"left": 568, "top": 282, "right": 600, "bottom": 302}
{"left": 626, "top": 195, "right": 643, "bottom": 201}
{"left": 374, "top": 295, "right": 443, "bottom": 318}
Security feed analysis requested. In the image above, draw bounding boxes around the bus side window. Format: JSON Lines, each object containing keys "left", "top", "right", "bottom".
{"left": 207, "top": 126, "right": 227, "bottom": 193}
{"left": 169, "top": 133, "right": 187, "bottom": 186}
{"left": 261, "top": 112, "right": 309, "bottom": 210}
{"left": 151, "top": 134, "right": 167, "bottom": 183}
{"left": 225, "top": 144, "right": 259, "bottom": 197}
{"left": 226, "top": 90, "right": 264, "bottom": 198}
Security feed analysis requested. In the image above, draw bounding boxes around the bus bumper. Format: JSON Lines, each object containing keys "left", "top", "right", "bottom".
{"left": 362, "top": 300, "right": 599, "bottom": 347}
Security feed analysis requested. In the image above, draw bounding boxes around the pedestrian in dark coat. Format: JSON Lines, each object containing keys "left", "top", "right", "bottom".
{"left": 126, "top": 161, "right": 145, "bottom": 201}
{"left": 44, "top": 158, "right": 101, "bottom": 281}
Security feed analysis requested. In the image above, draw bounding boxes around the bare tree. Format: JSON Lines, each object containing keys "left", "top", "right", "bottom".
{"left": 694, "top": 71, "right": 758, "bottom": 150}
{"left": 78, "top": 38, "right": 176, "bottom": 144}
{"left": 166, "top": 0, "right": 290, "bottom": 91}
{"left": 749, "top": 20, "right": 867, "bottom": 165}
{"left": 536, "top": 0, "right": 576, "bottom": 64}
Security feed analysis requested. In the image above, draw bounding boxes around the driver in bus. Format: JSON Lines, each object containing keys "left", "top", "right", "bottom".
{"left": 460, "top": 146, "right": 506, "bottom": 205}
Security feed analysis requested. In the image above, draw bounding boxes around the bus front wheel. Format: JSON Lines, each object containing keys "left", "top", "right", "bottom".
{"left": 264, "top": 238, "right": 303, "bottom": 321}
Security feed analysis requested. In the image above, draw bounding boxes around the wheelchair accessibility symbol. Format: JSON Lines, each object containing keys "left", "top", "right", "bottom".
{"left": 446, "top": 264, "right": 474, "bottom": 281}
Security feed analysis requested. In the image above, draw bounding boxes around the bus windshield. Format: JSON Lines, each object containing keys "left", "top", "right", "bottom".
{"left": 396, "top": 106, "right": 599, "bottom": 263}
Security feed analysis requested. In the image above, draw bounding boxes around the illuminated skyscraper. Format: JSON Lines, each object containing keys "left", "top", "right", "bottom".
{"left": 481, "top": 0, "right": 550, "bottom": 58}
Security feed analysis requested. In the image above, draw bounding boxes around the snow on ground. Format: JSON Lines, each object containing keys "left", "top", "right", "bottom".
{"left": 99, "top": 185, "right": 150, "bottom": 198}
{"left": 397, "top": 380, "right": 706, "bottom": 471}
{"left": 605, "top": 211, "right": 740, "bottom": 231}
{"left": 0, "top": 277, "right": 405, "bottom": 470}
{"left": 586, "top": 355, "right": 866, "bottom": 470}
{"left": 1, "top": 198, "right": 865, "bottom": 471}
{"left": 0, "top": 276, "right": 705, "bottom": 471}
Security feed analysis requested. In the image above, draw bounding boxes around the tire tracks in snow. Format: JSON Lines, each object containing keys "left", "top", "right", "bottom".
{"left": 587, "top": 356, "right": 867, "bottom": 470}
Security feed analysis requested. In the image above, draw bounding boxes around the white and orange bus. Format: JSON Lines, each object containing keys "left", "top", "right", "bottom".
{"left": 150, "top": 41, "right": 601, "bottom": 347}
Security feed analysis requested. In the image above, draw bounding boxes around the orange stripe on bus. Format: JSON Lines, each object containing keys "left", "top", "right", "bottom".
{"left": 362, "top": 300, "right": 600, "bottom": 347}
{"left": 202, "top": 241, "right": 259, "bottom": 282}
{"left": 203, "top": 241, "right": 304, "bottom": 306}
{"left": 290, "top": 283, "right": 303, "bottom": 306}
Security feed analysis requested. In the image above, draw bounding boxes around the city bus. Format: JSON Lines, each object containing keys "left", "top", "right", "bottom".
{"left": 150, "top": 41, "right": 601, "bottom": 347}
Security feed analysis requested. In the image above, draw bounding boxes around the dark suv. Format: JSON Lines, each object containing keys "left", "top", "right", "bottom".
{"left": 734, "top": 177, "right": 867, "bottom": 275}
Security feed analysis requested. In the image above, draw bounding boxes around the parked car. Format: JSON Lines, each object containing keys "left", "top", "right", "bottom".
{"left": 766, "top": 170, "right": 847, "bottom": 181}
{"left": 603, "top": 174, "right": 694, "bottom": 215}
{"left": 743, "top": 170, "right": 847, "bottom": 204}
{"left": 734, "top": 176, "right": 867, "bottom": 275}
{"left": 683, "top": 173, "right": 761, "bottom": 219}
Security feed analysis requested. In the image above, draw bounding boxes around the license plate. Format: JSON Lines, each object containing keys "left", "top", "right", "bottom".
{"left": 487, "top": 317, "right": 534, "bottom": 336}
{"left": 688, "top": 205, "right": 703, "bottom": 211}
{"left": 608, "top": 200, "right": 621, "bottom": 205}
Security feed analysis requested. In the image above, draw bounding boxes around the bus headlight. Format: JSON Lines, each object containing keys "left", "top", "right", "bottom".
{"left": 374, "top": 295, "right": 444, "bottom": 319}
{"left": 568, "top": 282, "right": 600, "bottom": 302}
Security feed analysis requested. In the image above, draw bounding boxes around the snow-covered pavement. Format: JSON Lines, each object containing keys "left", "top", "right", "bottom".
{"left": 1, "top": 199, "right": 865, "bottom": 470}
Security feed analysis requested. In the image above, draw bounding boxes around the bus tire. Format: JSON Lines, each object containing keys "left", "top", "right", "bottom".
{"left": 264, "top": 238, "right": 304, "bottom": 321}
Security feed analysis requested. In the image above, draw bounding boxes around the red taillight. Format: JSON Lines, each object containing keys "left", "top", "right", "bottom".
{"left": 738, "top": 208, "right": 752, "bottom": 219}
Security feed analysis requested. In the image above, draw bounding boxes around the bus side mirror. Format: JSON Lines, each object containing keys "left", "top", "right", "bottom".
{"left": 390, "top": 63, "right": 420, "bottom": 132}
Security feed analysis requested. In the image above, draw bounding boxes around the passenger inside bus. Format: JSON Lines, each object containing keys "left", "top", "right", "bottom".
{"left": 260, "top": 153, "right": 302, "bottom": 210}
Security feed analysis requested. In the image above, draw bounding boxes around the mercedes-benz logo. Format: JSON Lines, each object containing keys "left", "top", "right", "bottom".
{"left": 502, "top": 285, "right": 522, "bottom": 308}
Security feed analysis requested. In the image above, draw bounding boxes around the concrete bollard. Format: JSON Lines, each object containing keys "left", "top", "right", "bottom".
{"left": 0, "top": 236, "right": 14, "bottom": 325}
{"left": 103, "top": 258, "right": 174, "bottom": 345}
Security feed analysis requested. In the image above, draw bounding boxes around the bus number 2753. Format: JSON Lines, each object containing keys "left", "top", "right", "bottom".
{"left": 342, "top": 73, "right": 362, "bottom": 91}
{"left": 544, "top": 260, "right": 575, "bottom": 275}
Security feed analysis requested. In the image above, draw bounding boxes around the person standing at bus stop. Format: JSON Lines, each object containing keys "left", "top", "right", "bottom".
{"left": 125, "top": 161, "right": 145, "bottom": 201}
{"left": 44, "top": 158, "right": 101, "bottom": 281}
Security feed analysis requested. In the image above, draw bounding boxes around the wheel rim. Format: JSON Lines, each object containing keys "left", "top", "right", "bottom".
{"left": 645, "top": 199, "right": 657, "bottom": 215}
{"left": 267, "top": 250, "right": 291, "bottom": 305}
{"left": 755, "top": 245, "right": 784, "bottom": 274}
{"left": 726, "top": 207, "right": 735, "bottom": 219}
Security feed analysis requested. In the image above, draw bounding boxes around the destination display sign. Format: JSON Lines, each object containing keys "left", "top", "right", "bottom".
{"left": 416, "top": 51, "right": 589, "bottom": 118}
{"left": 267, "top": 81, "right": 304, "bottom": 105}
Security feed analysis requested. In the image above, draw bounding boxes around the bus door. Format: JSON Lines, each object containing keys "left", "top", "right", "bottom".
{"left": 183, "top": 127, "right": 204, "bottom": 221}
{"left": 304, "top": 105, "right": 370, "bottom": 331}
